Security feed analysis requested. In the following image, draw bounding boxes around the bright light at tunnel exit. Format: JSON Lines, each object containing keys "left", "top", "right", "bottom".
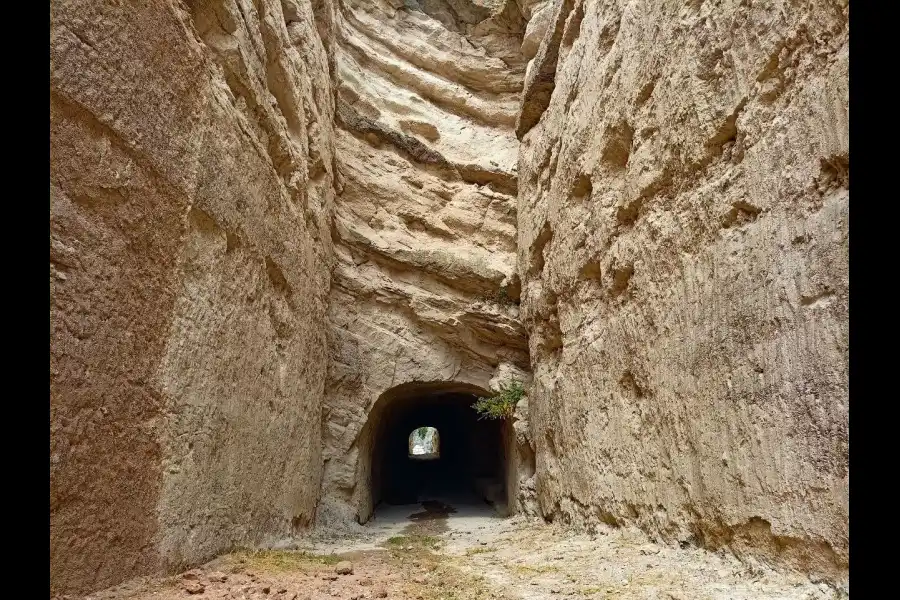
{"left": 408, "top": 426, "right": 440, "bottom": 459}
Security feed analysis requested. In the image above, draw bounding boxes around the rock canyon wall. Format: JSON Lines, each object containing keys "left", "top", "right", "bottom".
{"left": 50, "top": 0, "right": 336, "bottom": 594}
{"left": 49, "top": 0, "right": 849, "bottom": 595}
{"left": 516, "top": 0, "right": 848, "bottom": 588}
{"left": 319, "top": 0, "right": 532, "bottom": 526}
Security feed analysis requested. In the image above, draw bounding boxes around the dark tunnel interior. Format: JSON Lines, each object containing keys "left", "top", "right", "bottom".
{"left": 370, "top": 390, "right": 508, "bottom": 510}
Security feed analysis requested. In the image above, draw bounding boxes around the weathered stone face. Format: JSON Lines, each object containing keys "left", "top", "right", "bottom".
{"left": 319, "top": 0, "right": 531, "bottom": 525}
{"left": 516, "top": 0, "right": 848, "bottom": 587}
{"left": 50, "top": 0, "right": 336, "bottom": 594}
{"left": 50, "top": 0, "right": 848, "bottom": 594}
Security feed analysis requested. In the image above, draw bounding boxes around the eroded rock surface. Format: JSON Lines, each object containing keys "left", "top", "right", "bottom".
{"left": 319, "top": 0, "right": 531, "bottom": 524}
{"left": 50, "top": 0, "right": 848, "bottom": 595}
{"left": 516, "top": 0, "right": 848, "bottom": 589}
{"left": 51, "top": 0, "right": 336, "bottom": 594}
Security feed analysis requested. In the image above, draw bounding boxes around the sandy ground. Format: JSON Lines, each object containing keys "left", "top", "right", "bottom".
{"left": 66, "top": 499, "right": 847, "bottom": 600}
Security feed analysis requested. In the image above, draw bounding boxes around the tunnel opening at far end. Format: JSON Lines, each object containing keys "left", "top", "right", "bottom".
{"left": 363, "top": 382, "right": 511, "bottom": 521}
{"left": 409, "top": 426, "right": 440, "bottom": 460}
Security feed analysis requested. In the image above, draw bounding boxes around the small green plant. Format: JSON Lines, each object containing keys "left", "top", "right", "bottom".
{"left": 479, "top": 284, "right": 516, "bottom": 307}
{"left": 493, "top": 284, "right": 520, "bottom": 306}
{"left": 471, "top": 380, "right": 525, "bottom": 420}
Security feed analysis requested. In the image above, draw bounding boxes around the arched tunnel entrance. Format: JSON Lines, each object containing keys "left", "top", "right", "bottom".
{"left": 359, "top": 382, "right": 511, "bottom": 522}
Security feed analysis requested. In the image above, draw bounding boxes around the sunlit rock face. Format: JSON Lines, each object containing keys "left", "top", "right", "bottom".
{"left": 515, "top": 0, "right": 848, "bottom": 589}
{"left": 50, "top": 0, "right": 848, "bottom": 594}
{"left": 319, "top": 0, "right": 531, "bottom": 525}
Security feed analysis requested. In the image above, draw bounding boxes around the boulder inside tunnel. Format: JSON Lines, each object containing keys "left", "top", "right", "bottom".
{"left": 358, "top": 382, "right": 511, "bottom": 521}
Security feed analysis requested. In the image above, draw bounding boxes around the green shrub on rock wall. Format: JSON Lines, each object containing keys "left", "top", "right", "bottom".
{"left": 472, "top": 380, "right": 525, "bottom": 420}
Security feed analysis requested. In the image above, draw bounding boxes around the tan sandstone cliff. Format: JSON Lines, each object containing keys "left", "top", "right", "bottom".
{"left": 51, "top": 0, "right": 336, "bottom": 594}
{"left": 516, "top": 0, "right": 848, "bottom": 587}
{"left": 49, "top": 0, "right": 849, "bottom": 595}
{"left": 319, "top": 0, "right": 532, "bottom": 526}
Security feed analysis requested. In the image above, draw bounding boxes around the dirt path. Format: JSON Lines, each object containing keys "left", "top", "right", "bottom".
{"left": 73, "top": 502, "right": 846, "bottom": 600}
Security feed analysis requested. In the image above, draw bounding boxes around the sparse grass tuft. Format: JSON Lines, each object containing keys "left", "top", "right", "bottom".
{"left": 404, "top": 561, "right": 495, "bottom": 600}
{"left": 385, "top": 534, "right": 441, "bottom": 549}
{"left": 226, "top": 549, "right": 342, "bottom": 572}
{"left": 512, "top": 564, "right": 559, "bottom": 575}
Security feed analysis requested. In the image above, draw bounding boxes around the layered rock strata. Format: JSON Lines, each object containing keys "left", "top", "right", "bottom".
{"left": 319, "top": 0, "right": 532, "bottom": 524}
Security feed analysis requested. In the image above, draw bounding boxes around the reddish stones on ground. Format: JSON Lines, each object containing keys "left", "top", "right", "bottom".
{"left": 182, "top": 581, "right": 205, "bottom": 595}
